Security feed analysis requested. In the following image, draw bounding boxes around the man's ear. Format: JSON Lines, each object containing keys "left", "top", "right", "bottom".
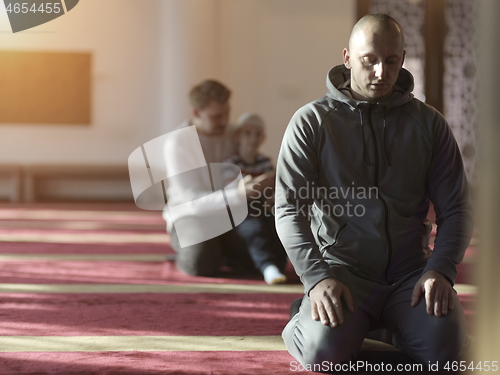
{"left": 343, "top": 48, "right": 351, "bottom": 69}
{"left": 400, "top": 49, "right": 406, "bottom": 69}
{"left": 192, "top": 107, "right": 200, "bottom": 119}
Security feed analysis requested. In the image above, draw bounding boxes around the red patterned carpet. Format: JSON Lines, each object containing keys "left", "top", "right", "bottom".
{"left": 0, "top": 203, "right": 476, "bottom": 374}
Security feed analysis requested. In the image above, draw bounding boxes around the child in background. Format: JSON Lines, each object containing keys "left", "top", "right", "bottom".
{"left": 223, "top": 112, "right": 288, "bottom": 284}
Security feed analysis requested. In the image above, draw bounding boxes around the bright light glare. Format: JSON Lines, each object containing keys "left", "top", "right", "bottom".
{"left": 0, "top": 1, "right": 11, "bottom": 31}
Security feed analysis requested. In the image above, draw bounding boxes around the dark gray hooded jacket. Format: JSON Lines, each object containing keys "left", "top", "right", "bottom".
{"left": 275, "top": 65, "right": 473, "bottom": 294}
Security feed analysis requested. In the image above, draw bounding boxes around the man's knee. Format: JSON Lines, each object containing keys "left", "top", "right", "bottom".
{"left": 300, "top": 339, "right": 354, "bottom": 367}
{"left": 399, "top": 311, "right": 469, "bottom": 366}
{"left": 283, "top": 316, "right": 359, "bottom": 367}
{"left": 422, "top": 319, "right": 468, "bottom": 363}
{"left": 176, "top": 255, "right": 218, "bottom": 276}
{"left": 175, "top": 244, "right": 221, "bottom": 276}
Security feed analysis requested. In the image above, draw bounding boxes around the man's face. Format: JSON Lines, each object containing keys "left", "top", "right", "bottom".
{"left": 343, "top": 26, "right": 405, "bottom": 102}
{"left": 193, "top": 100, "right": 230, "bottom": 136}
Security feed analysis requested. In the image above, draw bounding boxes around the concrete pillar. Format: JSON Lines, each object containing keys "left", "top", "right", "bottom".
{"left": 160, "top": 0, "right": 221, "bottom": 133}
{"left": 473, "top": 0, "right": 500, "bottom": 368}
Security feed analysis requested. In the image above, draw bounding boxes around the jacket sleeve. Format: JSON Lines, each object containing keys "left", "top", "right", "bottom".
{"left": 275, "top": 108, "right": 336, "bottom": 294}
{"left": 424, "top": 111, "right": 474, "bottom": 284}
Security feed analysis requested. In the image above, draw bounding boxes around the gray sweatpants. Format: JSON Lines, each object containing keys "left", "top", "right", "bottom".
{"left": 282, "top": 266, "right": 469, "bottom": 369}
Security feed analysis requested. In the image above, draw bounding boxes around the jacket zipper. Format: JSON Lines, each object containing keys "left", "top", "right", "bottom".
{"left": 366, "top": 104, "right": 393, "bottom": 283}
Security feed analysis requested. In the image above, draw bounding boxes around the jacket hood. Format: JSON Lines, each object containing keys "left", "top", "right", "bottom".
{"left": 326, "top": 64, "right": 415, "bottom": 109}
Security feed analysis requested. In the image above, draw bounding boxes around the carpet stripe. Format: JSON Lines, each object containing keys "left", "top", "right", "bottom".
{"left": 0, "top": 335, "right": 285, "bottom": 352}
{"left": 0, "top": 293, "right": 296, "bottom": 336}
{"left": 454, "top": 284, "right": 478, "bottom": 295}
{"left": 0, "top": 351, "right": 297, "bottom": 375}
{"left": 0, "top": 209, "right": 162, "bottom": 222}
{"left": 0, "top": 336, "right": 399, "bottom": 353}
{"left": 0, "top": 221, "right": 166, "bottom": 231}
{"left": 0, "top": 252, "right": 475, "bottom": 267}
{"left": 0, "top": 233, "right": 169, "bottom": 243}
{"left": 0, "top": 254, "right": 166, "bottom": 262}
{"left": 0, "top": 283, "right": 476, "bottom": 295}
{"left": 0, "top": 253, "right": 476, "bottom": 273}
{"left": 0, "top": 283, "right": 304, "bottom": 294}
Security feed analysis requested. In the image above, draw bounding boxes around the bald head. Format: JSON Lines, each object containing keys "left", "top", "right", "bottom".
{"left": 349, "top": 13, "right": 405, "bottom": 52}
{"left": 342, "top": 13, "right": 406, "bottom": 102}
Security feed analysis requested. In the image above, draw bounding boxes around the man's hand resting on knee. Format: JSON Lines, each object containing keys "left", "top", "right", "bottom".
{"left": 411, "top": 270, "right": 454, "bottom": 317}
{"left": 309, "top": 277, "right": 355, "bottom": 328}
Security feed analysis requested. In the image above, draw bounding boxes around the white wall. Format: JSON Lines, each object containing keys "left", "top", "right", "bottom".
{"left": 0, "top": 0, "right": 163, "bottom": 164}
{"left": 218, "top": 0, "right": 355, "bottom": 163}
{"left": 160, "top": 0, "right": 221, "bottom": 132}
{"left": 0, "top": 0, "right": 355, "bottom": 177}
{"left": 474, "top": 0, "right": 500, "bottom": 364}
